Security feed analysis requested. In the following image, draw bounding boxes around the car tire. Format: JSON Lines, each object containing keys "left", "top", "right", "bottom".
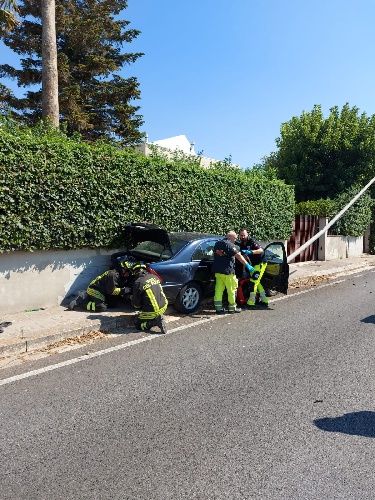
{"left": 265, "top": 287, "right": 278, "bottom": 297}
{"left": 175, "top": 282, "right": 202, "bottom": 314}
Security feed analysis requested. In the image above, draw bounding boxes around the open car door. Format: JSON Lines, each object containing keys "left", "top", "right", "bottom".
{"left": 261, "top": 242, "right": 289, "bottom": 295}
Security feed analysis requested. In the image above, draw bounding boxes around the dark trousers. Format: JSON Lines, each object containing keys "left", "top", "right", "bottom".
{"left": 135, "top": 315, "right": 161, "bottom": 331}
{"left": 80, "top": 297, "right": 107, "bottom": 312}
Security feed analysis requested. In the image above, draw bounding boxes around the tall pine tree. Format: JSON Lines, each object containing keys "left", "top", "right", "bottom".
{"left": 0, "top": 0, "right": 19, "bottom": 33}
{"left": 0, "top": 0, "right": 144, "bottom": 145}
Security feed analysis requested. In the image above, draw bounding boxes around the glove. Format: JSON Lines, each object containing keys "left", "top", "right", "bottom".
{"left": 241, "top": 249, "right": 252, "bottom": 255}
{"left": 245, "top": 263, "right": 255, "bottom": 274}
{"left": 120, "top": 287, "right": 132, "bottom": 296}
{"left": 251, "top": 271, "right": 260, "bottom": 281}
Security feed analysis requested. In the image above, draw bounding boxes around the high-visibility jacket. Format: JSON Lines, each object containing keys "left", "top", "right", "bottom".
{"left": 87, "top": 269, "right": 125, "bottom": 302}
{"left": 131, "top": 271, "right": 168, "bottom": 320}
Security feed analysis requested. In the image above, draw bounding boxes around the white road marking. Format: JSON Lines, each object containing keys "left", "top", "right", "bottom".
{"left": 273, "top": 279, "right": 346, "bottom": 301}
{"left": 0, "top": 316, "right": 221, "bottom": 387}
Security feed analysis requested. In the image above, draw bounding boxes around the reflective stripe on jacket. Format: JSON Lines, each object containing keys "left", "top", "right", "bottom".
{"left": 131, "top": 271, "right": 168, "bottom": 319}
{"left": 87, "top": 269, "right": 123, "bottom": 299}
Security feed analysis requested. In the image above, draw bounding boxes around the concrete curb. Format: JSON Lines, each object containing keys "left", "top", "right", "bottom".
{"left": 0, "top": 312, "right": 136, "bottom": 358}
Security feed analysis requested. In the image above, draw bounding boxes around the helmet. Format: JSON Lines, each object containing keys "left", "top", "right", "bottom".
{"left": 131, "top": 262, "right": 147, "bottom": 275}
{"left": 118, "top": 257, "right": 134, "bottom": 273}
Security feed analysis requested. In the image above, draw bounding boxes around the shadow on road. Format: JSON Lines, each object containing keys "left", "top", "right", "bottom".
{"left": 361, "top": 314, "right": 375, "bottom": 324}
{"left": 314, "top": 411, "right": 375, "bottom": 438}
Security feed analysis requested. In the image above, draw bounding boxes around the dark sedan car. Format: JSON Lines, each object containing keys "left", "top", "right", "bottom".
{"left": 111, "top": 222, "right": 289, "bottom": 314}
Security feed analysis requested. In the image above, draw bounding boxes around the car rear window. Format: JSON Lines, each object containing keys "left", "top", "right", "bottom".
{"left": 169, "top": 232, "right": 219, "bottom": 256}
{"left": 132, "top": 240, "right": 164, "bottom": 252}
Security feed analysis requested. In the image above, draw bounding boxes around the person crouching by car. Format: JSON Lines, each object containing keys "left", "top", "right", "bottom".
{"left": 131, "top": 263, "right": 168, "bottom": 335}
{"left": 67, "top": 258, "right": 133, "bottom": 312}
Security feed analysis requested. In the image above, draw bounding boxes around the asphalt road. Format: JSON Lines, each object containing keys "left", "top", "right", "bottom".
{"left": 1, "top": 268, "right": 374, "bottom": 499}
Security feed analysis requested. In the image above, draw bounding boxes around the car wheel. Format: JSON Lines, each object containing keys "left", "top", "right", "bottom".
{"left": 265, "top": 287, "right": 278, "bottom": 297}
{"left": 175, "top": 282, "right": 202, "bottom": 314}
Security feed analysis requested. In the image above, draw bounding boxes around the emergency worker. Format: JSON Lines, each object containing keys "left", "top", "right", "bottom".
{"left": 212, "top": 231, "right": 254, "bottom": 314}
{"left": 238, "top": 228, "right": 268, "bottom": 307}
{"left": 67, "top": 259, "right": 133, "bottom": 312}
{"left": 131, "top": 263, "right": 168, "bottom": 334}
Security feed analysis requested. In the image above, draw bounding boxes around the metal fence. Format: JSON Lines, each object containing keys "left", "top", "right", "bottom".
{"left": 287, "top": 215, "right": 319, "bottom": 262}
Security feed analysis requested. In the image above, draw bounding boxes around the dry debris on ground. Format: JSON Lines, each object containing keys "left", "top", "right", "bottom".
{"left": 38, "top": 330, "right": 108, "bottom": 353}
{"left": 289, "top": 273, "right": 340, "bottom": 289}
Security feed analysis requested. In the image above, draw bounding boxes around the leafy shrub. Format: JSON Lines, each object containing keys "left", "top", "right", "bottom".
{"left": 295, "top": 188, "right": 373, "bottom": 238}
{"left": 329, "top": 186, "right": 373, "bottom": 237}
{"left": 0, "top": 119, "right": 295, "bottom": 251}
{"left": 295, "top": 199, "right": 335, "bottom": 216}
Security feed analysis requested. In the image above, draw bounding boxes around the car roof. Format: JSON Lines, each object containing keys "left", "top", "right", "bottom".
{"left": 169, "top": 232, "right": 221, "bottom": 243}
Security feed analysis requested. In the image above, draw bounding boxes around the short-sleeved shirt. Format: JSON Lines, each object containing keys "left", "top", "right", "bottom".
{"left": 239, "top": 237, "right": 264, "bottom": 265}
{"left": 212, "top": 238, "right": 239, "bottom": 275}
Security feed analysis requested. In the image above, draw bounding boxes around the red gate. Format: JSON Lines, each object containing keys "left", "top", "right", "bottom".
{"left": 287, "top": 215, "right": 319, "bottom": 262}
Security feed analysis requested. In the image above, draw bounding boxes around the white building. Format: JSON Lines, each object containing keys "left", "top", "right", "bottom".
{"left": 135, "top": 134, "right": 238, "bottom": 168}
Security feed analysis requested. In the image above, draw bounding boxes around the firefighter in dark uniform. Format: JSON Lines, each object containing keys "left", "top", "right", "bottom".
{"left": 131, "top": 263, "right": 168, "bottom": 334}
{"left": 212, "top": 230, "right": 254, "bottom": 314}
{"left": 67, "top": 259, "right": 133, "bottom": 312}
{"left": 238, "top": 228, "right": 268, "bottom": 307}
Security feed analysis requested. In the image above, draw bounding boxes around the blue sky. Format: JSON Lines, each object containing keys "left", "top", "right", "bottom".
{"left": 2, "top": 0, "right": 375, "bottom": 169}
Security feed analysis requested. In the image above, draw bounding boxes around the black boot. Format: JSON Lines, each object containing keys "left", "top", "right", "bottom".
{"left": 67, "top": 295, "right": 84, "bottom": 310}
{"left": 154, "top": 315, "right": 168, "bottom": 334}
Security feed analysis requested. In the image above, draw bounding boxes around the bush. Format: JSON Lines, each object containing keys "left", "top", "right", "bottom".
{"left": 295, "top": 187, "right": 373, "bottom": 238}
{"left": 329, "top": 185, "right": 373, "bottom": 237}
{"left": 295, "top": 199, "right": 334, "bottom": 217}
{"left": 0, "top": 119, "right": 295, "bottom": 251}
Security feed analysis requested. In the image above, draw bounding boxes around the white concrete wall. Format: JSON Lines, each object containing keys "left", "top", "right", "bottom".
{"left": 0, "top": 229, "right": 367, "bottom": 314}
{"left": 317, "top": 217, "right": 364, "bottom": 261}
{"left": 0, "top": 248, "right": 115, "bottom": 314}
{"left": 0, "top": 239, "right": 287, "bottom": 314}
{"left": 323, "top": 235, "right": 363, "bottom": 260}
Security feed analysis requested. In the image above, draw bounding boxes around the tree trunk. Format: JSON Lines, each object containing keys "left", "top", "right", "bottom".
{"left": 41, "top": 0, "right": 59, "bottom": 127}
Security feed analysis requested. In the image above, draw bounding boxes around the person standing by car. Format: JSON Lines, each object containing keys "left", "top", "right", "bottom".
{"left": 238, "top": 228, "right": 269, "bottom": 307}
{"left": 212, "top": 231, "right": 254, "bottom": 314}
{"left": 67, "top": 259, "right": 133, "bottom": 312}
{"left": 131, "top": 263, "right": 168, "bottom": 334}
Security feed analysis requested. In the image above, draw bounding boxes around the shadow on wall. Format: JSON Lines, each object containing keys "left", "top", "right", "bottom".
{"left": 0, "top": 249, "right": 112, "bottom": 275}
{"left": 314, "top": 411, "right": 375, "bottom": 438}
{"left": 0, "top": 248, "right": 116, "bottom": 311}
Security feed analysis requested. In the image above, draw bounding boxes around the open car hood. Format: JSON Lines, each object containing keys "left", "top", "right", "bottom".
{"left": 120, "top": 222, "right": 172, "bottom": 254}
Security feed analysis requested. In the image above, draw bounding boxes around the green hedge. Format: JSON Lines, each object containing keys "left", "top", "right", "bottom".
{"left": 0, "top": 121, "right": 295, "bottom": 251}
{"left": 295, "top": 187, "right": 373, "bottom": 239}
{"left": 295, "top": 199, "right": 335, "bottom": 217}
